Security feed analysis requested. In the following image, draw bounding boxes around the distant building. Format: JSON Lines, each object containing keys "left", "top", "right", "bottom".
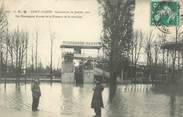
{"left": 60, "top": 41, "right": 104, "bottom": 83}
{"left": 161, "top": 40, "right": 183, "bottom": 81}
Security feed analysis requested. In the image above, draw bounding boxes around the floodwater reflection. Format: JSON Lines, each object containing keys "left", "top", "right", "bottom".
{"left": 0, "top": 83, "right": 183, "bottom": 117}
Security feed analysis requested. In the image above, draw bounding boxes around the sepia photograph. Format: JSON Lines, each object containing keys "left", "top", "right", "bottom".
{"left": 0, "top": 0, "right": 183, "bottom": 117}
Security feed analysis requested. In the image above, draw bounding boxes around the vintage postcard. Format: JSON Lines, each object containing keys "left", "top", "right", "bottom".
{"left": 0, "top": 0, "right": 183, "bottom": 117}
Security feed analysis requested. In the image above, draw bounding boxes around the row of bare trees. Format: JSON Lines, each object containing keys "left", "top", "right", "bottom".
{"left": 0, "top": 5, "right": 37, "bottom": 85}
{"left": 0, "top": 29, "right": 29, "bottom": 83}
{"left": 130, "top": 30, "right": 160, "bottom": 81}
{"left": 130, "top": 29, "right": 183, "bottom": 82}
{"left": 0, "top": 5, "right": 34, "bottom": 84}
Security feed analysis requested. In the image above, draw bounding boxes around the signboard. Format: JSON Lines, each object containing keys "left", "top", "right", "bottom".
{"left": 60, "top": 41, "right": 102, "bottom": 49}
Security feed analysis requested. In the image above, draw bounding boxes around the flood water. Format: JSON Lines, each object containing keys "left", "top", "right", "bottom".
{"left": 0, "top": 83, "right": 183, "bottom": 117}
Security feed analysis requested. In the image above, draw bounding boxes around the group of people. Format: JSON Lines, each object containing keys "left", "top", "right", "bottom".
{"left": 31, "top": 79, "right": 104, "bottom": 117}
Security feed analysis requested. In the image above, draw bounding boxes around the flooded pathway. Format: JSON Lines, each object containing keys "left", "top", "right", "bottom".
{"left": 0, "top": 83, "right": 182, "bottom": 117}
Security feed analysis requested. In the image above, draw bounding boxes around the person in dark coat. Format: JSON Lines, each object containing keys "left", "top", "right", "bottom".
{"left": 91, "top": 80, "right": 104, "bottom": 117}
{"left": 31, "top": 79, "right": 41, "bottom": 111}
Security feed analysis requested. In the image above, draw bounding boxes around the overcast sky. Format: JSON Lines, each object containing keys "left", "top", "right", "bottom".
{"left": 3, "top": 0, "right": 102, "bottom": 68}
{"left": 3, "top": 0, "right": 181, "bottom": 67}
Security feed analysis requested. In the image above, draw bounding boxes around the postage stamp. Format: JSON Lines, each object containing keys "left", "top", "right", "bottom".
{"left": 151, "top": 1, "right": 179, "bottom": 27}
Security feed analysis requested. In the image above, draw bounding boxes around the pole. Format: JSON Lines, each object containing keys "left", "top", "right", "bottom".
{"left": 25, "top": 32, "right": 28, "bottom": 84}
{"left": 50, "top": 33, "right": 53, "bottom": 82}
{"left": 31, "top": 44, "right": 34, "bottom": 81}
{"left": 35, "top": 31, "right": 38, "bottom": 76}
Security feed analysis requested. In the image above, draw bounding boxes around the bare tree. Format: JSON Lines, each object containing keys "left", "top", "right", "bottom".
{"left": 131, "top": 30, "right": 143, "bottom": 79}
{"left": 6, "top": 29, "right": 28, "bottom": 84}
{"left": 25, "top": 32, "right": 28, "bottom": 84}
{"left": 159, "top": 33, "right": 167, "bottom": 66}
{"left": 144, "top": 31, "right": 155, "bottom": 80}
{"left": 35, "top": 31, "right": 38, "bottom": 75}
{"left": 0, "top": 5, "right": 8, "bottom": 77}
{"left": 49, "top": 23, "right": 55, "bottom": 82}
{"left": 50, "top": 33, "right": 53, "bottom": 82}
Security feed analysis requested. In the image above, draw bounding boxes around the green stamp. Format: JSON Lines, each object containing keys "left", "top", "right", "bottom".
{"left": 151, "top": 1, "right": 179, "bottom": 26}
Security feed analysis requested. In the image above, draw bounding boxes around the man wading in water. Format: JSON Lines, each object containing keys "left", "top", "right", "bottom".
{"left": 31, "top": 79, "right": 41, "bottom": 111}
{"left": 91, "top": 80, "right": 104, "bottom": 117}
